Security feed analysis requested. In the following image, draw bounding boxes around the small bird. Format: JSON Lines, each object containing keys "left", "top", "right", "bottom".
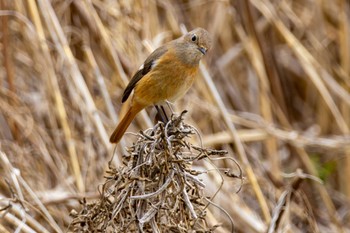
{"left": 110, "top": 28, "right": 212, "bottom": 143}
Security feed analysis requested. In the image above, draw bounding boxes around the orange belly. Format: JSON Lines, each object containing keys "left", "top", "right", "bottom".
{"left": 133, "top": 51, "right": 199, "bottom": 106}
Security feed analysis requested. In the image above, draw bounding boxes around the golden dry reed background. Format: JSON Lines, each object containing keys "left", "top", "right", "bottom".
{"left": 1, "top": 0, "right": 350, "bottom": 232}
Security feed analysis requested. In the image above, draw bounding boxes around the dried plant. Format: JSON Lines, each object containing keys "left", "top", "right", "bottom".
{"left": 70, "top": 112, "right": 237, "bottom": 232}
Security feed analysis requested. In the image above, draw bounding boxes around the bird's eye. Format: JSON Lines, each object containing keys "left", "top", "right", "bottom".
{"left": 191, "top": 34, "right": 197, "bottom": 42}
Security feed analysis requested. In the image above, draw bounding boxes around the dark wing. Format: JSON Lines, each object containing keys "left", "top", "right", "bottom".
{"left": 121, "top": 45, "right": 168, "bottom": 103}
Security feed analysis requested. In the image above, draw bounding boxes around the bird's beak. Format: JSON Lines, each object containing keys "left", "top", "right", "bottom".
{"left": 198, "top": 47, "right": 207, "bottom": 55}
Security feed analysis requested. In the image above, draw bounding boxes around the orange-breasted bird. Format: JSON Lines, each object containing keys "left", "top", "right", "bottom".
{"left": 110, "top": 28, "right": 212, "bottom": 143}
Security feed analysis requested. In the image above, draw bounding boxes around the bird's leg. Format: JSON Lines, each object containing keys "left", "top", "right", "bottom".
{"left": 161, "top": 106, "right": 169, "bottom": 122}
{"left": 155, "top": 105, "right": 168, "bottom": 123}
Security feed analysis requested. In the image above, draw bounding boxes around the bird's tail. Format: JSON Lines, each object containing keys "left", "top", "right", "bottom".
{"left": 109, "top": 103, "right": 144, "bottom": 143}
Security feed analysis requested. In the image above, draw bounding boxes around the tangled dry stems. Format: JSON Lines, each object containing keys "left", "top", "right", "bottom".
{"left": 70, "top": 111, "right": 236, "bottom": 232}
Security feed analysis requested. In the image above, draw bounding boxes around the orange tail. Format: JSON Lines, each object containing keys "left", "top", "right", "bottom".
{"left": 109, "top": 104, "right": 144, "bottom": 143}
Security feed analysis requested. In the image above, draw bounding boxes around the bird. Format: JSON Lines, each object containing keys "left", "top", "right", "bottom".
{"left": 110, "top": 28, "right": 212, "bottom": 143}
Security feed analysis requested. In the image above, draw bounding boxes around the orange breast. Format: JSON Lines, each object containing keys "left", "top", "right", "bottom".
{"left": 133, "top": 48, "right": 199, "bottom": 106}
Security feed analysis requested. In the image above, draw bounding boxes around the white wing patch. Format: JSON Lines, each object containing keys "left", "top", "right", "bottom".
{"left": 138, "top": 60, "right": 159, "bottom": 72}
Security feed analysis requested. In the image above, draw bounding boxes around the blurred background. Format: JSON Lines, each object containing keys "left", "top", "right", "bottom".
{"left": 1, "top": 0, "right": 350, "bottom": 232}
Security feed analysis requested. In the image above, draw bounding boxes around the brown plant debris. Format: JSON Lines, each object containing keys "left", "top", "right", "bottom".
{"left": 70, "top": 111, "right": 235, "bottom": 232}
